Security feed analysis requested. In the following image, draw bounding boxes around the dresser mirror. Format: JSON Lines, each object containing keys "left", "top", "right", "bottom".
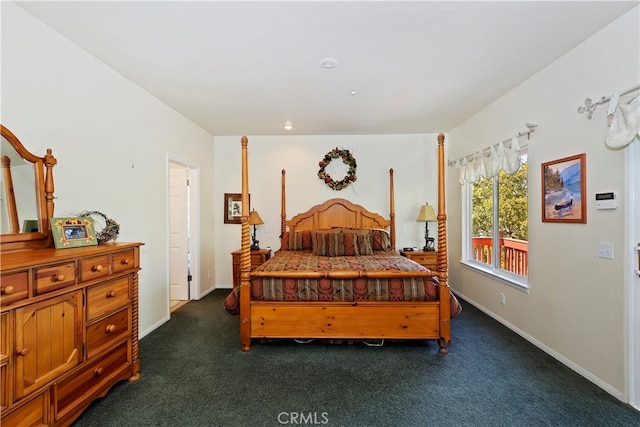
{"left": 0, "top": 125, "right": 56, "bottom": 250}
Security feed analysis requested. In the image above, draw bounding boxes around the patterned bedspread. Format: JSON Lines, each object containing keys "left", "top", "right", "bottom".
{"left": 224, "top": 250, "right": 462, "bottom": 317}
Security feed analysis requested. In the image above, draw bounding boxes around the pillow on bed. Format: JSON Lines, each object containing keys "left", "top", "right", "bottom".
{"left": 340, "top": 229, "right": 373, "bottom": 256}
{"left": 289, "top": 230, "right": 313, "bottom": 251}
{"left": 341, "top": 232, "right": 357, "bottom": 256}
{"left": 355, "top": 232, "right": 374, "bottom": 255}
{"left": 371, "top": 229, "right": 391, "bottom": 251}
{"left": 326, "top": 231, "right": 345, "bottom": 256}
{"left": 312, "top": 229, "right": 341, "bottom": 256}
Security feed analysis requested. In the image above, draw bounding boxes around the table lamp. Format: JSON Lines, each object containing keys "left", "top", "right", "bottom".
{"left": 416, "top": 203, "right": 437, "bottom": 251}
{"left": 249, "top": 209, "right": 264, "bottom": 250}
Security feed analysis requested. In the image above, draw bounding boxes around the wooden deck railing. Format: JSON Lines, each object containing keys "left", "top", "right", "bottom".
{"left": 471, "top": 236, "right": 528, "bottom": 277}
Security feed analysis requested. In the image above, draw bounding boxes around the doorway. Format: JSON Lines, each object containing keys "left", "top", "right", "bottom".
{"left": 628, "top": 141, "right": 640, "bottom": 410}
{"left": 168, "top": 159, "right": 200, "bottom": 312}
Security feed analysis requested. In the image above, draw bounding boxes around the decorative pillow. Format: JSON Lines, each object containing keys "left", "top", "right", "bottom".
{"left": 341, "top": 232, "right": 358, "bottom": 256}
{"left": 371, "top": 229, "right": 391, "bottom": 251}
{"left": 312, "top": 230, "right": 339, "bottom": 256}
{"left": 326, "top": 232, "right": 345, "bottom": 256}
{"left": 355, "top": 232, "right": 374, "bottom": 255}
{"left": 289, "top": 230, "right": 313, "bottom": 251}
{"left": 343, "top": 229, "right": 373, "bottom": 256}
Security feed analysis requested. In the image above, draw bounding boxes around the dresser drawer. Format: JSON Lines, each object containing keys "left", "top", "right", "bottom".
{"left": 112, "top": 249, "right": 135, "bottom": 274}
{"left": 1, "top": 271, "right": 28, "bottom": 305}
{"left": 411, "top": 254, "right": 435, "bottom": 264}
{"left": 402, "top": 250, "right": 437, "bottom": 270}
{"left": 79, "top": 254, "right": 110, "bottom": 283}
{"left": 86, "top": 277, "right": 131, "bottom": 321}
{"left": 54, "top": 341, "right": 130, "bottom": 421}
{"left": 34, "top": 262, "right": 76, "bottom": 295}
{"left": 86, "top": 307, "right": 131, "bottom": 359}
{"left": 1, "top": 390, "right": 49, "bottom": 427}
{"left": 250, "top": 253, "right": 266, "bottom": 265}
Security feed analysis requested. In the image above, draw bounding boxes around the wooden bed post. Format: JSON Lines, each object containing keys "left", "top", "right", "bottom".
{"left": 436, "top": 133, "right": 451, "bottom": 354}
{"left": 389, "top": 168, "right": 396, "bottom": 250}
{"left": 281, "top": 169, "right": 287, "bottom": 238}
{"left": 240, "top": 136, "right": 252, "bottom": 352}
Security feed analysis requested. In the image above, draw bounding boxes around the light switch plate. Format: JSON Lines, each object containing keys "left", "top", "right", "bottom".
{"left": 598, "top": 242, "right": 614, "bottom": 259}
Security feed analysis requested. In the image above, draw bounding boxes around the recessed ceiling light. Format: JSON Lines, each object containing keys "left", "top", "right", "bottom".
{"left": 282, "top": 123, "right": 294, "bottom": 130}
{"left": 349, "top": 90, "right": 358, "bottom": 95}
{"left": 364, "top": 122, "right": 375, "bottom": 128}
{"left": 319, "top": 58, "right": 338, "bottom": 69}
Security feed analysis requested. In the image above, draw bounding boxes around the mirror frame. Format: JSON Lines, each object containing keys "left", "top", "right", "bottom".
{"left": 0, "top": 125, "right": 56, "bottom": 251}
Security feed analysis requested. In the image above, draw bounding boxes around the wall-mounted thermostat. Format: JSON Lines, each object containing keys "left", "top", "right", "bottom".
{"left": 595, "top": 192, "right": 617, "bottom": 209}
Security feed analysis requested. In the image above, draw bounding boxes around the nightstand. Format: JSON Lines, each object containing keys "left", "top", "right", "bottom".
{"left": 400, "top": 249, "right": 437, "bottom": 271}
{"left": 231, "top": 248, "right": 271, "bottom": 288}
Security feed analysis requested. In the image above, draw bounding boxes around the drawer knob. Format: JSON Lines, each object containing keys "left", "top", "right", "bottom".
{"left": 92, "top": 264, "right": 103, "bottom": 272}
{"left": 94, "top": 367, "right": 104, "bottom": 376}
{"left": 1, "top": 285, "right": 14, "bottom": 295}
{"left": 105, "top": 324, "right": 116, "bottom": 333}
{"left": 120, "top": 259, "right": 130, "bottom": 265}
{"left": 17, "top": 348, "right": 29, "bottom": 357}
{"left": 54, "top": 274, "right": 65, "bottom": 282}
{"left": 106, "top": 290, "right": 117, "bottom": 298}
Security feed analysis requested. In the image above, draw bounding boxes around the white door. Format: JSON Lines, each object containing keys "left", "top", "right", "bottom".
{"left": 169, "top": 163, "right": 189, "bottom": 301}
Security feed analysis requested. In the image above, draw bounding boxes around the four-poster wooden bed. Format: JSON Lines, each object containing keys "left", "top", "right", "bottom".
{"left": 225, "top": 133, "right": 460, "bottom": 353}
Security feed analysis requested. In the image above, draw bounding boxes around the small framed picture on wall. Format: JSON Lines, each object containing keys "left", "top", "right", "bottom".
{"left": 224, "top": 193, "right": 249, "bottom": 224}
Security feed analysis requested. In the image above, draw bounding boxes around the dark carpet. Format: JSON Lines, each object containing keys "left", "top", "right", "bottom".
{"left": 72, "top": 290, "right": 640, "bottom": 427}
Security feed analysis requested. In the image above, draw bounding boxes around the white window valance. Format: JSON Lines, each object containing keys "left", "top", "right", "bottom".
{"left": 450, "top": 124, "right": 536, "bottom": 184}
{"left": 578, "top": 84, "right": 640, "bottom": 149}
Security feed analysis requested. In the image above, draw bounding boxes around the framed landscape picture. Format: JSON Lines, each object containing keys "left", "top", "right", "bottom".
{"left": 541, "top": 153, "right": 586, "bottom": 223}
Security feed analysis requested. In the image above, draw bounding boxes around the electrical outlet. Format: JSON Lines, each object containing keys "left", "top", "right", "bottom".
{"left": 598, "top": 242, "right": 614, "bottom": 260}
{"left": 401, "top": 225, "right": 406, "bottom": 233}
{"left": 500, "top": 293, "right": 506, "bottom": 305}
{"left": 207, "top": 271, "right": 211, "bottom": 279}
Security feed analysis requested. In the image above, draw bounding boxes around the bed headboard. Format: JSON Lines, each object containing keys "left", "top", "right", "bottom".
{"left": 286, "top": 198, "right": 391, "bottom": 232}
{"left": 280, "top": 168, "right": 397, "bottom": 249}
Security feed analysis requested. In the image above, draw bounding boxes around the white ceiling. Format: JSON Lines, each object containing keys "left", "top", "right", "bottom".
{"left": 15, "top": 1, "right": 638, "bottom": 136}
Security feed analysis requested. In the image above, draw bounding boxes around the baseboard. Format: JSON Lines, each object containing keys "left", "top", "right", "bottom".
{"left": 453, "top": 290, "right": 625, "bottom": 403}
{"left": 198, "top": 285, "right": 220, "bottom": 298}
{"left": 139, "top": 314, "right": 170, "bottom": 340}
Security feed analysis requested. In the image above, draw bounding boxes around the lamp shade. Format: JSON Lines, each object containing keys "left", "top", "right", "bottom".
{"left": 249, "top": 209, "right": 264, "bottom": 225}
{"left": 416, "top": 204, "right": 437, "bottom": 222}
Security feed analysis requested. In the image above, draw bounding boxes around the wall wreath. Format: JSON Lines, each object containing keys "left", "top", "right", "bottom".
{"left": 317, "top": 148, "right": 357, "bottom": 191}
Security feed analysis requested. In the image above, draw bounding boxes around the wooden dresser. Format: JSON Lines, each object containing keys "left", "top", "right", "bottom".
{"left": 0, "top": 242, "right": 142, "bottom": 426}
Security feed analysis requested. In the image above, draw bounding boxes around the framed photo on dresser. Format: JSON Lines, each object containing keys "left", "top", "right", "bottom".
{"left": 50, "top": 217, "right": 99, "bottom": 248}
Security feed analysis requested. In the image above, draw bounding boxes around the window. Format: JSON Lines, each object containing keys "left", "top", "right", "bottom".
{"left": 466, "top": 153, "right": 528, "bottom": 284}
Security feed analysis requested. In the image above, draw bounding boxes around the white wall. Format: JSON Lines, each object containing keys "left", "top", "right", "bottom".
{"left": 1, "top": 3, "right": 216, "bottom": 337}
{"left": 213, "top": 134, "right": 441, "bottom": 287}
{"left": 447, "top": 7, "right": 639, "bottom": 398}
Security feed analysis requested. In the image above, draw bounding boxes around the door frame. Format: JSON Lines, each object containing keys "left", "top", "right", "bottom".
{"left": 166, "top": 155, "right": 201, "bottom": 311}
{"left": 627, "top": 141, "right": 639, "bottom": 410}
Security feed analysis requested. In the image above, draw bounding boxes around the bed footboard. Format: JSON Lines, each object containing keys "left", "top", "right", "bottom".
{"left": 250, "top": 301, "right": 447, "bottom": 348}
